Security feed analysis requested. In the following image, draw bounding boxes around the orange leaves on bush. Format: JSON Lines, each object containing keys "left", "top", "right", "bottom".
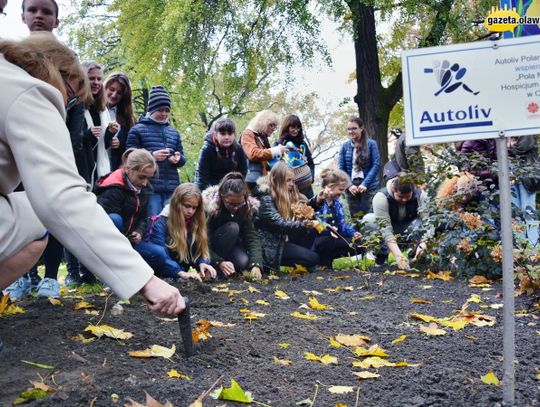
{"left": 292, "top": 203, "right": 315, "bottom": 220}
{"left": 460, "top": 212, "right": 482, "bottom": 230}
{"left": 491, "top": 245, "right": 502, "bottom": 263}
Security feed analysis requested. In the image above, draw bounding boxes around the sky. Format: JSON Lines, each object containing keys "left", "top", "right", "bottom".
{"left": 0, "top": 0, "right": 356, "bottom": 108}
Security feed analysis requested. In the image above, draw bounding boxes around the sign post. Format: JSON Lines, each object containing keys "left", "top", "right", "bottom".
{"left": 402, "top": 35, "right": 540, "bottom": 405}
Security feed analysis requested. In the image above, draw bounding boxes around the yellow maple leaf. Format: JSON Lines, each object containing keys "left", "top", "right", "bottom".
{"left": 274, "top": 290, "right": 290, "bottom": 300}
{"left": 353, "top": 357, "right": 395, "bottom": 369}
{"left": 289, "top": 264, "right": 309, "bottom": 275}
{"left": 410, "top": 298, "right": 432, "bottom": 304}
{"left": 354, "top": 344, "right": 390, "bottom": 358}
{"left": 243, "top": 311, "right": 266, "bottom": 321}
{"left": 128, "top": 344, "right": 176, "bottom": 359}
{"left": 247, "top": 285, "right": 260, "bottom": 293}
{"left": 419, "top": 323, "right": 447, "bottom": 336}
{"left": 308, "top": 297, "right": 328, "bottom": 310}
{"left": 467, "top": 294, "right": 482, "bottom": 303}
{"left": 425, "top": 270, "right": 453, "bottom": 281}
{"left": 278, "top": 343, "right": 290, "bottom": 348}
{"left": 70, "top": 334, "right": 96, "bottom": 343}
{"left": 335, "top": 333, "right": 370, "bottom": 347}
{"left": 291, "top": 311, "right": 319, "bottom": 320}
{"left": 328, "top": 386, "right": 354, "bottom": 394}
{"left": 353, "top": 371, "right": 380, "bottom": 379}
{"left": 481, "top": 370, "right": 500, "bottom": 386}
{"left": 304, "top": 352, "right": 338, "bottom": 365}
{"left": 167, "top": 369, "right": 191, "bottom": 380}
{"left": 84, "top": 324, "right": 133, "bottom": 340}
{"left": 329, "top": 337, "right": 342, "bottom": 348}
{"left": 409, "top": 312, "right": 438, "bottom": 323}
{"left": 439, "top": 319, "right": 467, "bottom": 330}
{"left": 273, "top": 356, "right": 292, "bottom": 366}
{"left": 73, "top": 301, "right": 95, "bottom": 310}
{"left": 391, "top": 335, "right": 407, "bottom": 344}
{"left": 256, "top": 300, "right": 270, "bottom": 306}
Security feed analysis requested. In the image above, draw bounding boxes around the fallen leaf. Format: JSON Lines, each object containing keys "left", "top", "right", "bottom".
{"left": 357, "top": 295, "right": 375, "bottom": 301}
{"left": 469, "top": 275, "right": 491, "bottom": 286}
{"left": 13, "top": 389, "right": 49, "bottom": 404}
{"left": 419, "top": 323, "right": 447, "bottom": 336}
{"left": 85, "top": 310, "right": 99, "bottom": 315}
{"left": 536, "top": 368, "right": 540, "bottom": 380}
{"left": 278, "top": 343, "right": 290, "bottom": 348}
{"left": 243, "top": 311, "right": 266, "bottom": 321}
{"left": 70, "top": 334, "right": 96, "bottom": 344}
{"left": 47, "top": 298, "right": 62, "bottom": 306}
{"left": 208, "top": 320, "right": 235, "bottom": 327}
{"left": 128, "top": 344, "right": 176, "bottom": 359}
{"left": 353, "top": 357, "right": 395, "bottom": 369}
{"left": 353, "top": 371, "right": 380, "bottom": 379}
{"left": 303, "top": 290, "right": 323, "bottom": 296}
{"left": 305, "top": 352, "right": 338, "bottom": 365}
{"left": 425, "top": 270, "right": 453, "bottom": 281}
{"left": 255, "top": 300, "right": 270, "bottom": 306}
{"left": 21, "top": 360, "right": 55, "bottom": 369}
{"left": 73, "top": 301, "right": 95, "bottom": 310}
{"left": 335, "top": 404, "right": 348, "bottom": 407}
{"left": 489, "top": 303, "right": 503, "bottom": 309}
{"left": 409, "top": 313, "right": 438, "bottom": 323}
{"left": 291, "top": 311, "right": 319, "bottom": 320}
{"left": 354, "top": 345, "right": 389, "bottom": 358}
{"left": 422, "top": 285, "right": 433, "bottom": 289}
{"left": 30, "top": 381, "right": 55, "bottom": 392}
{"left": 126, "top": 391, "right": 174, "bottom": 407}
{"left": 329, "top": 337, "right": 342, "bottom": 348}
{"left": 273, "top": 356, "right": 292, "bottom": 366}
{"left": 467, "top": 294, "right": 482, "bottom": 303}
{"left": 481, "top": 370, "right": 500, "bottom": 386}
{"left": 275, "top": 290, "right": 290, "bottom": 300}
{"left": 240, "top": 297, "right": 249, "bottom": 304}
{"left": 247, "top": 285, "right": 260, "bottom": 293}
{"left": 328, "top": 386, "right": 354, "bottom": 394}
{"left": 335, "top": 333, "right": 370, "bottom": 347}
{"left": 308, "top": 297, "right": 328, "bottom": 310}
{"left": 193, "top": 320, "right": 212, "bottom": 343}
{"left": 289, "top": 264, "right": 309, "bottom": 275}
{"left": 167, "top": 369, "right": 191, "bottom": 380}
{"left": 439, "top": 319, "right": 467, "bottom": 330}
{"left": 111, "top": 393, "right": 119, "bottom": 403}
{"left": 410, "top": 298, "right": 432, "bottom": 304}
{"left": 391, "top": 335, "right": 407, "bottom": 344}
{"left": 84, "top": 324, "right": 133, "bottom": 340}
{"left": 210, "top": 379, "right": 254, "bottom": 403}
{"left": 0, "top": 295, "right": 25, "bottom": 316}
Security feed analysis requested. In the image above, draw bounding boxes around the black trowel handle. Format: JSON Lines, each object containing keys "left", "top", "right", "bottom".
{"left": 178, "top": 296, "right": 195, "bottom": 358}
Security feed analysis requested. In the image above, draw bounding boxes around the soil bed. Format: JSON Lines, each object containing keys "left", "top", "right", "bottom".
{"left": 1, "top": 267, "right": 539, "bottom": 407}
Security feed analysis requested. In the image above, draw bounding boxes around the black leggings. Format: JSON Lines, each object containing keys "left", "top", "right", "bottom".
{"left": 281, "top": 242, "right": 319, "bottom": 268}
{"left": 314, "top": 235, "right": 362, "bottom": 267}
{"left": 211, "top": 222, "right": 250, "bottom": 273}
{"left": 28, "top": 234, "right": 64, "bottom": 280}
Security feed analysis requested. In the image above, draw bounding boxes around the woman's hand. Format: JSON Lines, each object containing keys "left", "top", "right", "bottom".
{"left": 90, "top": 126, "right": 102, "bottom": 138}
{"left": 396, "top": 255, "right": 411, "bottom": 271}
{"left": 357, "top": 184, "right": 367, "bottom": 193}
{"left": 139, "top": 275, "right": 185, "bottom": 314}
{"left": 111, "top": 137, "right": 120, "bottom": 149}
{"left": 178, "top": 270, "right": 203, "bottom": 282}
{"left": 219, "top": 261, "right": 236, "bottom": 276}
{"left": 128, "top": 231, "right": 142, "bottom": 244}
{"left": 107, "top": 121, "right": 120, "bottom": 134}
{"left": 199, "top": 263, "right": 217, "bottom": 279}
{"left": 250, "top": 266, "right": 262, "bottom": 280}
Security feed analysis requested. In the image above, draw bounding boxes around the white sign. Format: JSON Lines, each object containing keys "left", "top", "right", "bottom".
{"left": 402, "top": 35, "right": 540, "bottom": 146}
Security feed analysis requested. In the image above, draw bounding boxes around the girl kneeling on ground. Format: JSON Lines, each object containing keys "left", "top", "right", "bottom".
{"left": 203, "top": 173, "right": 264, "bottom": 279}
{"left": 253, "top": 161, "right": 319, "bottom": 272}
{"left": 143, "top": 183, "right": 217, "bottom": 282}
{"left": 309, "top": 168, "right": 362, "bottom": 268}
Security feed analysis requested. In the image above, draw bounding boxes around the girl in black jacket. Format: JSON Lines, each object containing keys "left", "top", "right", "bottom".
{"left": 195, "top": 118, "right": 247, "bottom": 191}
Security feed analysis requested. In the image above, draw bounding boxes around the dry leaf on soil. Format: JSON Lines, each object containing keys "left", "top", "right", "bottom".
{"left": 481, "top": 370, "right": 500, "bottom": 386}
{"left": 70, "top": 334, "right": 96, "bottom": 343}
{"left": 255, "top": 299, "right": 270, "bottom": 306}
{"left": 274, "top": 290, "right": 290, "bottom": 300}
{"left": 329, "top": 337, "right": 342, "bottom": 348}
{"left": 354, "top": 344, "right": 389, "bottom": 358}
{"left": 410, "top": 298, "right": 432, "bottom": 304}
{"left": 353, "top": 357, "right": 396, "bottom": 369}
{"left": 128, "top": 344, "right": 176, "bottom": 359}
{"left": 273, "top": 356, "right": 293, "bottom": 366}
{"left": 125, "top": 391, "right": 174, "bottom": 407}
{"left": 304, "top": 352, "right": 338, "bottom": 365}
{"left": 391, "top": 335, "right": 407, "bottom": 344}
{"left": 308, "top": 297, "right": 328, "bottom": 310}
{"left": 328, "top": 386, "right": 354, "bottom": 394}
{"left": 167, "top": 369, "right": 191, "bottom": 380}
{"left": 291, "top": 311, "right": 319, "bottom": 320}
{"left": 419, "top": 323, "right": 447, "bottom": 336}
{"left": 84, "top": 324, "right": 133, "bottom": 340}
{"left": 210, "top": 378, "right": 254, "bottom": 403}
{"left": 353, "top": 371, "right": 380, "bottom": 379}
{"left": 0, "top": 295, "right": 25, "bottom": 316}
{"left": 335, "top": 333, "right": 370, "bottom": 347}
{"left": 425, "top": 270, "right": 453, "bottom": 281}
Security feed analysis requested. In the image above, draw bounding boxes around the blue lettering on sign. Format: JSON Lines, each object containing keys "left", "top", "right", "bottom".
{"left": 419, "top": 105, "right": 493, "bottom": 131}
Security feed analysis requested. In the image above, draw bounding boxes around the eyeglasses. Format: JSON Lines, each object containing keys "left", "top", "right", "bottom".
{"left": 222, "top": 199, "right": 246, "bottom": 209}
{"left": 268, "top": 123, "right": 278, "bottom": 129}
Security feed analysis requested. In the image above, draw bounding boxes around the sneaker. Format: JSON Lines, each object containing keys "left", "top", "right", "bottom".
{"left": 36, "top": 277, "right": 60, "bottom": 298}
{"left": 64, "top": 273, "right": 82, "bottom": 287}
{"left": 3, "top": 276, "right": 31, "bottom": 301}
{"left": 375, "top": 252, "right": 387, "bottom": 266}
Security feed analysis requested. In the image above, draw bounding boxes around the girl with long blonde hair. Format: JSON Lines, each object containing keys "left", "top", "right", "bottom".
{"left": 253, "top": 161, "right": 319, "bottom": 272}
{"left": 143, "top": 183, "right": 216, "bottom": 282}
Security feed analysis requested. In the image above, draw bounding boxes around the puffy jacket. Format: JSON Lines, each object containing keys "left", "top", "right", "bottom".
{"left": 252, "top": 176, "right": 308, "bottom": 271}
{"left": 311, "top": 197, "right": 356, "bottom": 239}
{"left": 195, "top": 131, "right": 248, "bottom": 191}
{"left": 338, "top": 138, "right": 381, "bottom": 191}
{"left": 126, "top": 115, "right": 186, "bottom": 193}
{"left": 202, "top": 185, "right": 263, "bottom": 268}
{"left": 95, "top": 169, "right": 151, "bottom": 236}
{"left": 144, "top": 204, "right": 210, "bottom": 271}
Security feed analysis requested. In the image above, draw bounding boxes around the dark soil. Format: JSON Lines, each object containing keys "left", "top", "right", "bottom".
{"left": 1, "top": 267, "right": 539, "bottom": 407}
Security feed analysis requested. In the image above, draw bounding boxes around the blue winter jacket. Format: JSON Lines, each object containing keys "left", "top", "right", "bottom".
{"left": 338, "top": 138, "right": 381, "bottom": 191}
{"left": 145, "top": 213, "right": 210, "bottom": 273}
{"left": 127, "top": 116, "right": 186, "bottom": 193}
{"left": 315, "top": 198, "right": 356, "bottom": 239}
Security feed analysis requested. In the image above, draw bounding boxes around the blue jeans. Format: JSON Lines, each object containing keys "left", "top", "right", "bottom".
{"left": 148, "top": 192, "right": 173, "bottom": 217}
{"left": 511, "top": 183, "right": 538, "bottom": 247}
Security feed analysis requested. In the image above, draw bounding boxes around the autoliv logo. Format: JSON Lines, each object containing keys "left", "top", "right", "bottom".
{"left": 419, "top": 60, "right": 493, "bottom": 132}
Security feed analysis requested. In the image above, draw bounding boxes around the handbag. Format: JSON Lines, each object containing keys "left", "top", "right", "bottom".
{"left": 383, "top": 158, "right": 401, "bottom": 182}
{"left": 285, "top": 145, "right": 312, "bottom": 191}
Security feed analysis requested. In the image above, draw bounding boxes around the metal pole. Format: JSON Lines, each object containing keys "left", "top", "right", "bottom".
{"left": 495, "top": 136, "right": 515, "bottom": 406}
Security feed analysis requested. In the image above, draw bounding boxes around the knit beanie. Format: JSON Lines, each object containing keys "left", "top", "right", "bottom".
{"left": 147, "top": 86, "right": 171, "bottom": 113}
